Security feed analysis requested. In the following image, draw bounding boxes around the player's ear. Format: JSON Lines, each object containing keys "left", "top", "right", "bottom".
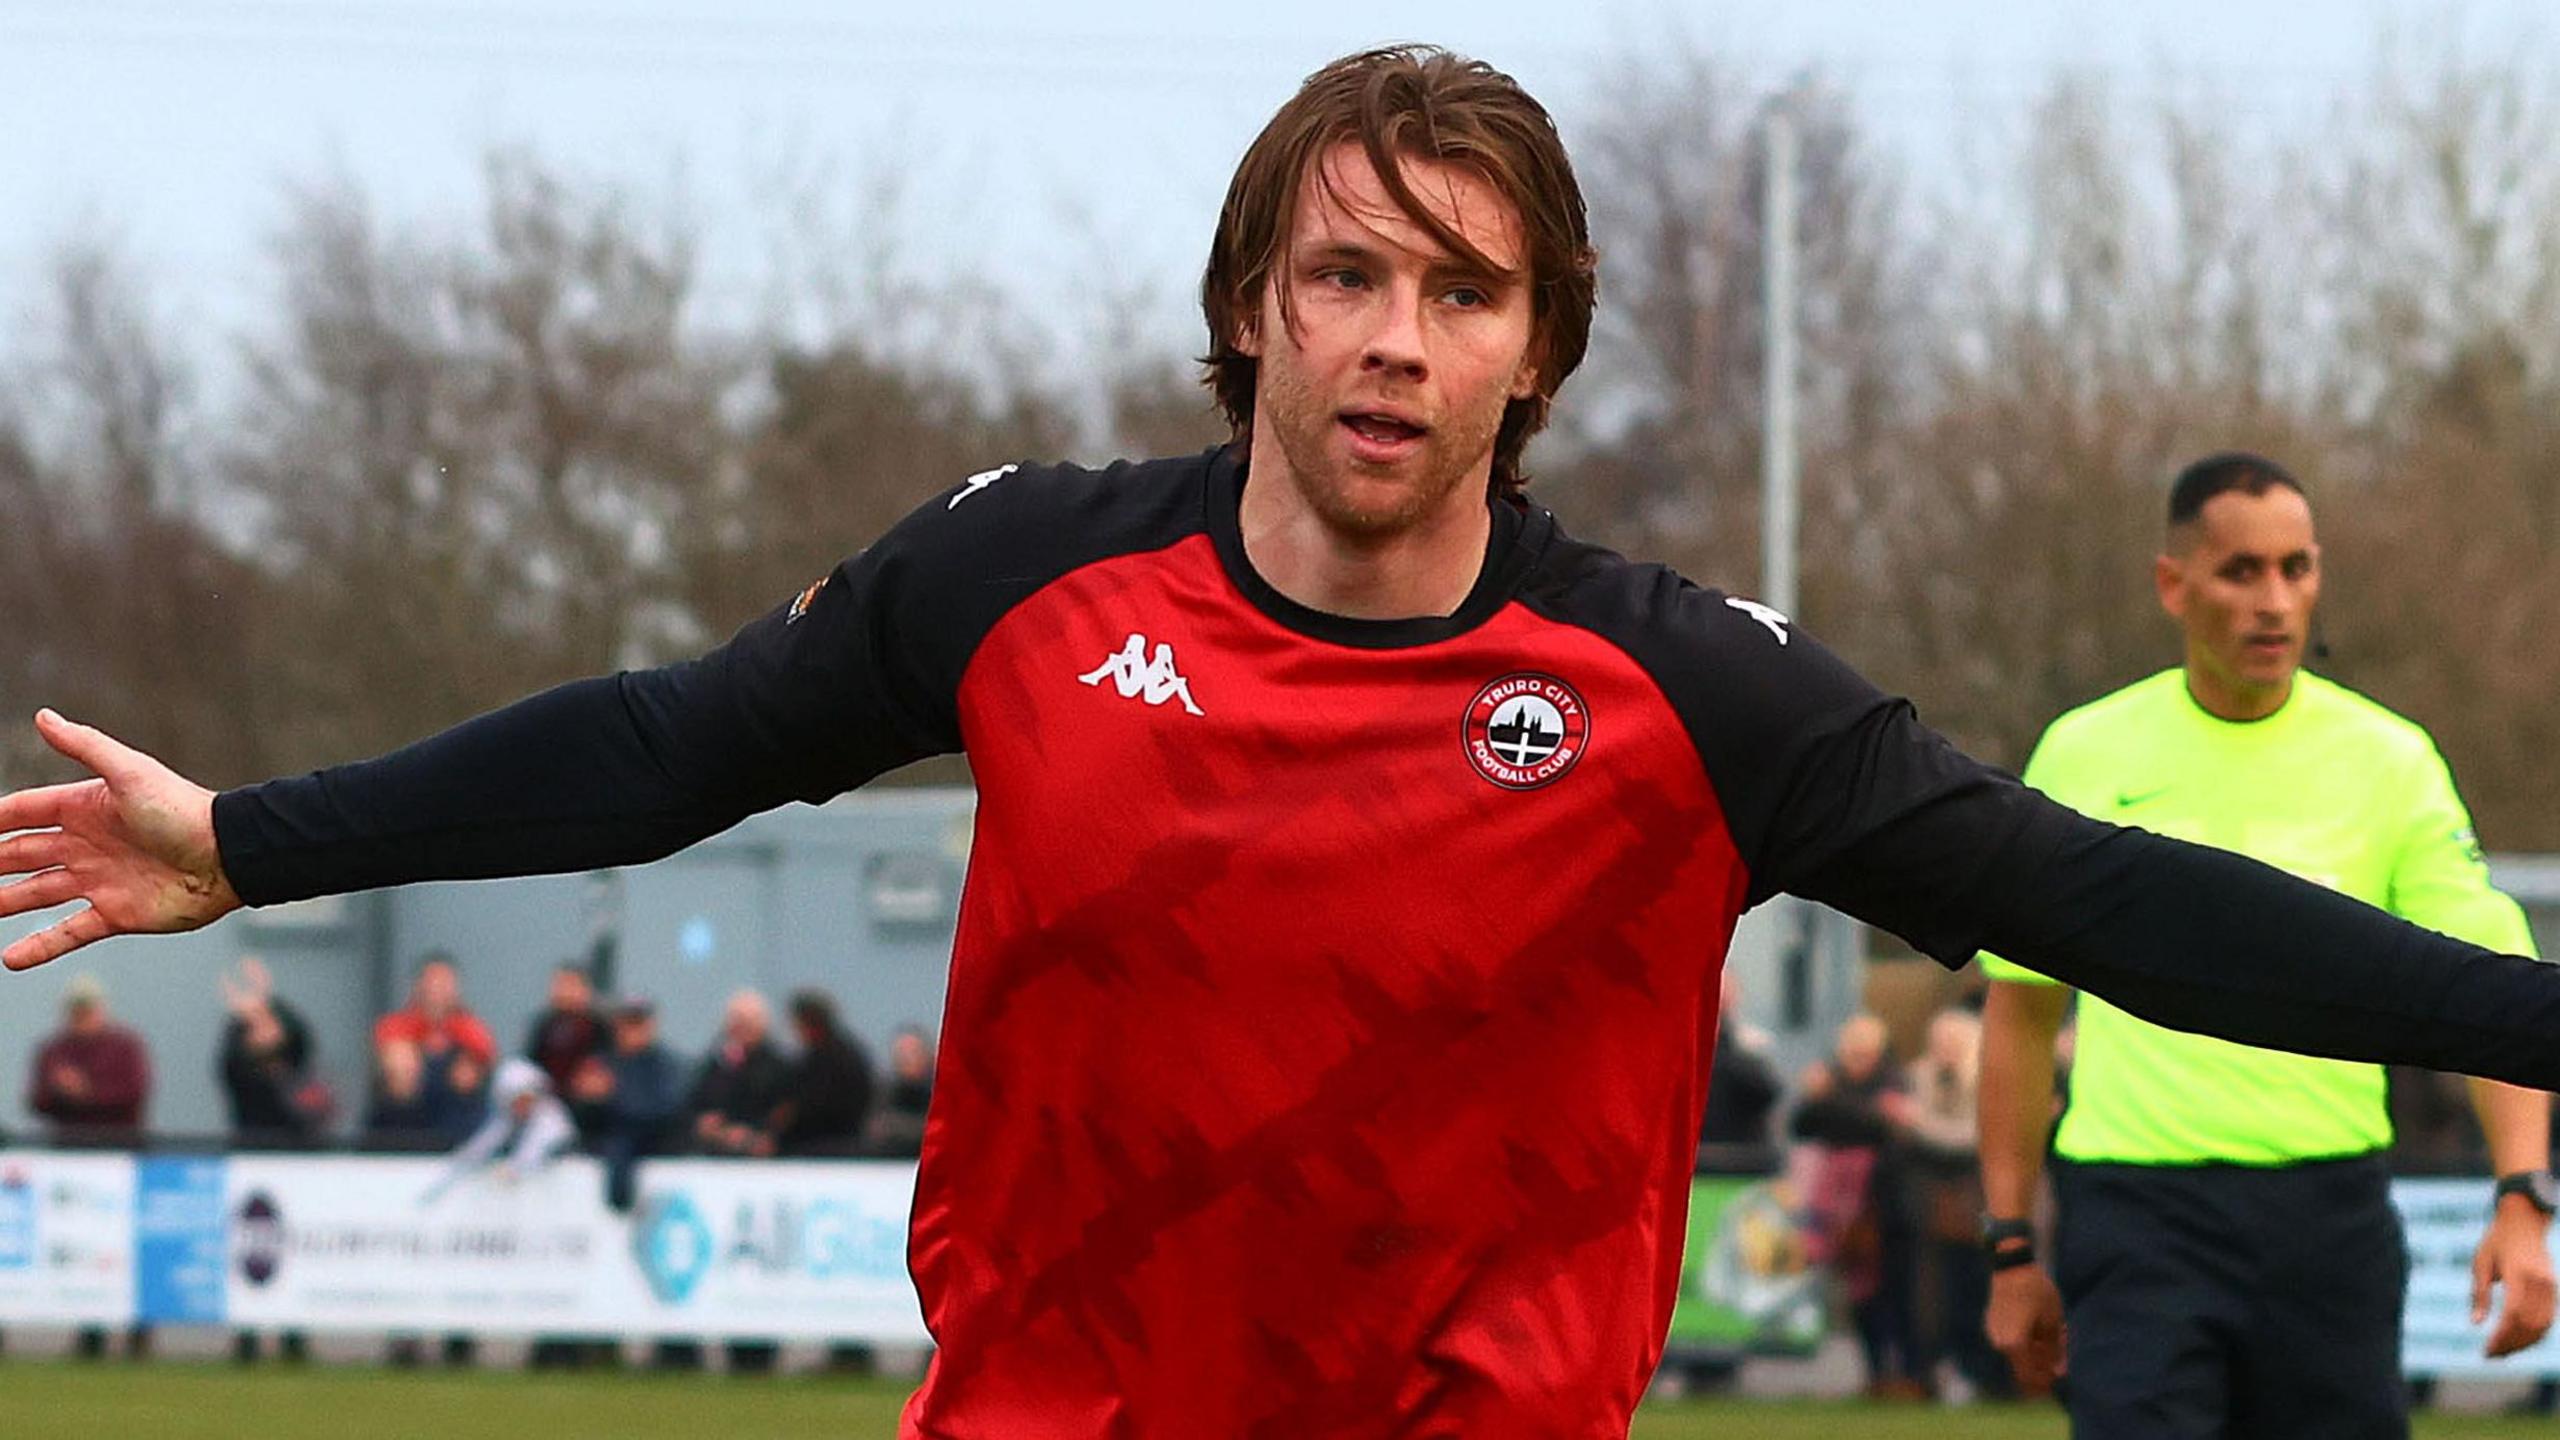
{"left": 1231, "top": 281, "right": 1265, "bottom": 360}
{"left": 2153, "top": 552, "right": 2187, "bottom": 620}
{"left": 1510, "top": 323, "right": 1546, "bottom": 401}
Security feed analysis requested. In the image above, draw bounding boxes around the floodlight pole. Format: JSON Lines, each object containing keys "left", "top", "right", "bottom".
{"left": 1761, "top": 101, "right": 1800, "bottom": 617}
{"left": 1759, "top": 95, "right": 1848, "bottom": 1049}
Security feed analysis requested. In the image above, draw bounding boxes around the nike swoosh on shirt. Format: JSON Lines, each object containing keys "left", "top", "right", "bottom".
{"left": 2115, "top": 787, "right": 2172, "bottom": 809}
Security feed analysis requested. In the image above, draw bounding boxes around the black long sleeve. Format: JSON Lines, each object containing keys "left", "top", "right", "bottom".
{"left": 1790, "top": 712, "right": 2560, "bottom": 1091}
{"left": 211, "top": 454, "right": 1199, "bottom": 907}
{"left": 214, "top": 513, "right": 958, "bottom": 905}
{"left": 1539, "top": 562, "right": 2560, "bottom": 1093}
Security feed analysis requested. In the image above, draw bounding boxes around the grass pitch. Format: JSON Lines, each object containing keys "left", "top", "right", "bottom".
{"left": 0, "top": 1364, "right": 2551, "bottom": 1438}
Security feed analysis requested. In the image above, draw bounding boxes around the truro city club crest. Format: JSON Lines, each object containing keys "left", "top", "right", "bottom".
{"left": 1462, "top": 673, "right": 1590, "bottom": 790}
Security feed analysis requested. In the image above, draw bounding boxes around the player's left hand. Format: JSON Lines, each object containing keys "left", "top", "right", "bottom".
{"left": 2472, "top": 1200, "right": 2557, "bottom": 1358}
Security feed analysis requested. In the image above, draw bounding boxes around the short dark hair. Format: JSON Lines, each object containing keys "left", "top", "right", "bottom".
{"left": 2167, "top": 452, "right": 2305, "bottom": 532}
{"left": 788, "top": 988, "right": 842, "bottom": 1038}
{"left": 1200, "top": 45, "right": 1598, "bottom": 502}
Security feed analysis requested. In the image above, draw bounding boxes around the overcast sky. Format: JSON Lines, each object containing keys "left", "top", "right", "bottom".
{"left": 3, "top": 0, "right": 2549, "bottom": 372}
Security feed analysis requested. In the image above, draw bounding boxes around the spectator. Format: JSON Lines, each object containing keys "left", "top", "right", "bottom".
{"left": 1699, "top": 970, "right": 1783, "bottom": 1157}
{"left": 29, "top": 975, "right": 151, "bottom": 1143}
{"left": 373, "top": 953, "right": 497, "bottom": 1071}
{"left": 1789, "top": 1013, "right": 1923, "bottom": 1400}
{"left": 439, "top": 1050, "right": 492, "bottom": 1137}
{"left": 870, "top": 1025, "right": 937, "bottom": 1157}
{"left": 426, "top": 1058, "right": 578, "bottom": 1200}
{"left": 363, "top": 1038, "right": 485, "bottom": 1149}
{"left": 572, "top": 997, "right": 682, "bottom": 1213}
{"left": 765, "top": 990, "right": 875, "bottom": 1158}
{"left": 524, "top": 963, "right": 608, "bottom": 1094}
{"left": 364, "top": 1038, "right": 436, "bottom": 1144}
{"left": 363, "top": 1030, "right": 437, "bottom": 1142}
{"left": 216, "top": 956, "right": 318, "bottom": 1366}
{"left": 685, "top": 990, "right": 791, "bottom": 1157}
{"left": 678, "top": 989, "right": 791, "bottom": 1375}
{"left": 1903, "top": 1009, "right": 2008, "bottom": 1400}
{"left": 29, "top": 974, "right": 153, "bottom": 1360}
{"left": 217, "top": 956, "right": 325, "bottom": 1147}
{"left": 366, "top": 955, "right": 492, "bottom": 1154}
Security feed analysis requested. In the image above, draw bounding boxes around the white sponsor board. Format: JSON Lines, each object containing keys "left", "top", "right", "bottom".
{"left": 2396, "top": 1177, "right": 2560, "bottom": 1377}
{"left": 220, "top": 1153, "right": 928, "bottom": 1341}
{"left": 615, "top": 1157, "right": 926, "bottom": 1340}
{"left": 223, "top": 1154, "right": 599, "bottom": 1332}
{"left": 0, "top": 1150, "right": 136, "bottom": 1325}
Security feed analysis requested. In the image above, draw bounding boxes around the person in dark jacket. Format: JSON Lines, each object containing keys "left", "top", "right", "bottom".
{"left": 685, "top": 989, "right": 790, "bottom": 1157}
{"left": 523, "top": 963, "right": 608, "bottom": 1094}
{"left": 219, "top": 959, "right": 320, "bottom": 1366}
{"left": 1791, "top": 1013, "right": 1923, "bottom": 1399}
{"left": 364, "top": 1039, "right": 487, "bottom": 1149}
{"left": 869, "top": 1024, "right": 937, "bottom": 1157}
{"left": 571, "top": 997, "right": 682, "bottom": 1211}
{"left": 1699, "top": 971, "right": 1782, "bottom": 1156}
{"left": 764, "top": 990, "right": 875, "bottom": 1158}
{"left": 218, "top": 956, "right": 322, "bottom": 1146}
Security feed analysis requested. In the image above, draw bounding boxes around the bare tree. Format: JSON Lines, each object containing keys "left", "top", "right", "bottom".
{"left": 229, "top": 156, "right": 734, "bottom": 766}
{"left": 0, "top": 239, "right": 267, "bottom": 787}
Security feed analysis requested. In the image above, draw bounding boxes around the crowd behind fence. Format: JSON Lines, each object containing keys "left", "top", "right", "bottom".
{"left": 10, "top": 939, "right": 2557, "bottom": 1400}
{"left": 18, "top": 953, "right": 939, "bottom": 1166}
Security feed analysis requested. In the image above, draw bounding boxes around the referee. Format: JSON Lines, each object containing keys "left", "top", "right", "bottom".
{"left": 1975, "top": 452, "right": 2555, "bottom": 1437}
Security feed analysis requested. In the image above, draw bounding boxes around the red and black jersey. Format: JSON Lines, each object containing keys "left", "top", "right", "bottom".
{"left": 217, "top": 446, "right": 2560, "bottom": 1437}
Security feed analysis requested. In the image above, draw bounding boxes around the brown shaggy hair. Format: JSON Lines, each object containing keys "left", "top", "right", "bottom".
{"left": 1199, "top": 46, "right": 1598, "bottom": 502}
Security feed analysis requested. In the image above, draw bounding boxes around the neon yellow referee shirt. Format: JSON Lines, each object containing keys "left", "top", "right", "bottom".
{"left": 1979, "top": 668, "right": 2539, "bottom": 1166}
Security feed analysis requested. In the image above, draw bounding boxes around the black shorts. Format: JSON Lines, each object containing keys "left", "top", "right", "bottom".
{"left": 2053, "top": 1153, "right": 2408, "bottom": 1440}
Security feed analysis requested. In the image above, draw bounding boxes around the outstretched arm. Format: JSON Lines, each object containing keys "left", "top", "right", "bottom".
{"left": 1785, "top": 712, "right": 2560, "bottom": 1091}
{"left": 1, "top": 518, "right": 960, "bottom": 968}
{"left": 1653, "top": 596, "right": 2560, "bottom": 1090}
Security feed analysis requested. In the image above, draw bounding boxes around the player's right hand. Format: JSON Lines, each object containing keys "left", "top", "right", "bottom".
{"left": 1986, "top": 1262, "right": 2067, "bottom": 1397}
{"left": 0, "top": 709, "right": 241, "bottom": 971}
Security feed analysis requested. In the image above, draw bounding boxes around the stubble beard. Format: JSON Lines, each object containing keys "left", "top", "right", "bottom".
{"left": 1257, "top": 358, "right": 1504, "bottom": 542}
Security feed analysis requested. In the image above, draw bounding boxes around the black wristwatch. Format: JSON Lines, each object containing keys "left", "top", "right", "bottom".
{"left": 2493, "top": 1171, "right": 2559, "bottom": 1218}
{"left": 1981, "top": 1216, "right": 2037, "bottom": 1270}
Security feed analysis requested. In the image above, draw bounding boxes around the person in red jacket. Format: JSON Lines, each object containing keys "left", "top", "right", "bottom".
{"left": 371, "top": 952, "right": 496, "bottom": 1070}
{"left": 29, "top": 974, "right": 150, "bottom": 1141}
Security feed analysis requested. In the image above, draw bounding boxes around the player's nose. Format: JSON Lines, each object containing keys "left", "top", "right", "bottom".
{"left": 1361, "top": 289, "right": 1428, "bottom": 379}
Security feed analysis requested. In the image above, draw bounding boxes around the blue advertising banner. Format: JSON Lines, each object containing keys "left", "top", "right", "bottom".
{"left": 134, "top": 1155, "right": 229, "bottom": 1325}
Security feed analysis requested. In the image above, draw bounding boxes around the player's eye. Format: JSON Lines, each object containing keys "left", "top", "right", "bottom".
{"left": 1444, "top": 285, "right": 1489, "bottom": 308}
{"left": 1318, "top": 267, "right": 1368, "bottom": 291}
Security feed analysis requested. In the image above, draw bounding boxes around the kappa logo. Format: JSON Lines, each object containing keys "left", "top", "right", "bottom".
{"left": 1725, "top": 597, "right": 1791, "bottom": 645}
{"left": 1463, "top": 673, "right": 1590, "bottom": 790}
{"left": 1079, "top": 633, "right": 1205, "bottom": 716}
{"left": 947, "top": 463, "right": 1019, "bottom": 510}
